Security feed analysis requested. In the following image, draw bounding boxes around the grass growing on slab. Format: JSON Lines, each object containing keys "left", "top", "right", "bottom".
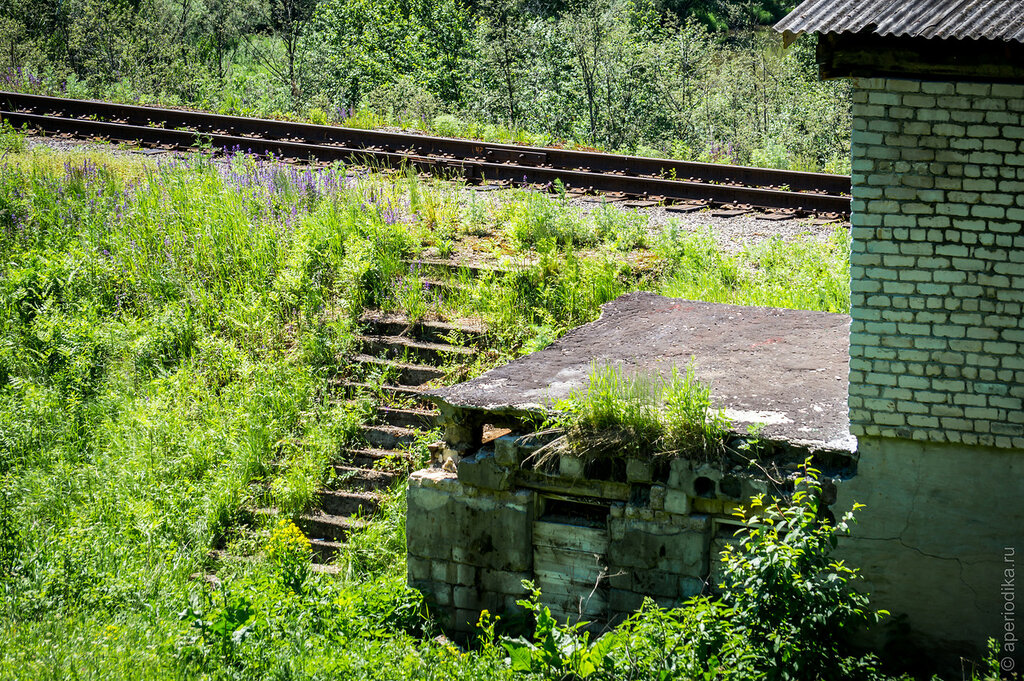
{"left": 536, "top": 362, "right": 732, "bottom": 463}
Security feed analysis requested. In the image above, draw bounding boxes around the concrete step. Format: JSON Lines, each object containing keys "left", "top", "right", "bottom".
{"left": 208, "top": 548, "right": 257, "bottom": 567}
{"left": 352, "top": 354, "right": 446, "bottom": 386}
{"left": 329, "top": 400, "right": 437, "bottom": 429}
{"left": 358, "top": 334, "right": 476, "bottom": 365}
{"left": 341, "top": 447, "right": 414, "bottom": 470}
{"left": 310, "top": 538, "right": 344, "bottom": 562}
{"left": 405, "top": 257, "right": 507, "bottom": 279}
{"left": 418, "top": 278, "right": 469, "bottom": 298}
{"left": 361, "top": 424, "right": 417, "bottom": 450}
{"left": 212, "top": 545, "right": 340, "bottom": 571}
{"left": 296, "top": 512, "right": 369, "bottom": 543}
{"left": 330, "top": 465, "right": 403, "bottom": 492}
{"left": 246, "top": 507, "right": 368, "bottom": 544}
{"left": 327, "top": 379, "right": 429, "bottom": 404}
{"left": 375, "top": 405, "right": 438, "bottom": 429}
{"left": 358, "top": 311, "right": 487, "bottom": 345}
{"left": 317, "top": 489, "right": 380, "bottom": 517}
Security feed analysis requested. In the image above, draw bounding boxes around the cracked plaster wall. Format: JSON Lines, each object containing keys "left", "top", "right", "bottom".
{"left": 839, "top": 437, "right": 1023, "bottom": 652}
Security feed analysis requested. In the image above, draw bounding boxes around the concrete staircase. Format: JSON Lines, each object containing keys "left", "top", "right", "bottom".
{"left": 293, "top": 310, "right": 487, "bottom": 568}
{"left": 233, "top": 259, "right": 493, "bottom": 570}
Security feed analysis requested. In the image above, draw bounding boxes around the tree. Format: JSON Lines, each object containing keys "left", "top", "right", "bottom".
{"left": 66, "top": 0, "right": 175, "bottom": 92}
{"left": 565, "top": 0, "right": 608, "bottom": 143}
{"left": 0, "top": 0, "right": 73, "bottom": 68}
{"left": 412, "top": 0, "right": 473, "bottom": 103}
{"left": 197, "top": 0, "right": 257, "bottom": 81}
{"left": 247, "top": 0, "right": 316, "bottom": 102}
{"left": 475, "top": 0, "right": 530, "bottom": 125}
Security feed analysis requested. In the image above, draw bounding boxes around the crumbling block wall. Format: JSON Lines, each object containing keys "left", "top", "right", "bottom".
{"left": 407, "top": 436, "right": 790, "bottom": 634}
{"left": 847, "top": 77, "right": 1024, "bottom": 448}
{"left": 406, "top": 468, "right": 536, "bottom": 629}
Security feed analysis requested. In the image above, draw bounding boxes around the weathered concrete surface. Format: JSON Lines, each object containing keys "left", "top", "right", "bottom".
{"left": 838, "top": 437, "right": 1024, "bottom": 658}
{"left": 430, "top": 292, "right": 853, "bottom": 452}
{"left": 407, "top": 468, "right": 535, "bottom": 572}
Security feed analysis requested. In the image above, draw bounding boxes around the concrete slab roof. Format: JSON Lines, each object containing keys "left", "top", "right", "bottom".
{"left": 429, "top": 292, "right": 855, "bottom": 454}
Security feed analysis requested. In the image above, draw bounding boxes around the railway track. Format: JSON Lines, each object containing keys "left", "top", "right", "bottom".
{"left": 0, "top": 90, "right": 851, "bottom": 216}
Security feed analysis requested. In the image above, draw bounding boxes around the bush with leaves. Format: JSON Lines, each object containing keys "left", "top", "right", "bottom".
{"left": 719, "top": 466, "right": 887, "bottom": 680}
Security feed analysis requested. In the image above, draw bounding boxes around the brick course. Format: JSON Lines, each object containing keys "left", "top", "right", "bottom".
{"left": 849, "top": 77, "right": 1024, "bottom": 448}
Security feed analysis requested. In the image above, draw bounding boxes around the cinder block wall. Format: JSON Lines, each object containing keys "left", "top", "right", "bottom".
{"left": 848, "top": 78, "right": 1024, "bottom": 448}
{"left": 406, "top": 438, "right": 765, "bottom": 633}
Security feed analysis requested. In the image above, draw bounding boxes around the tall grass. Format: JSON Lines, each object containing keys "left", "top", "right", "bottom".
{"left": 0, "top": 148, "right": 452, "bottom": 679}
{"left": 545, "top": 362, "right": 731, "bottom": 460}
{"left": 658, "top": 226, "right": 851, "bottom": 313}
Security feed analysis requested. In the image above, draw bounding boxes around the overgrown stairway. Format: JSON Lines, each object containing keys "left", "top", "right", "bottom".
{"left": 235, "top": 259, "right": 493, "bottom": 570}
{"left": 301, "top": 308, "right": 488, "bottom": 568}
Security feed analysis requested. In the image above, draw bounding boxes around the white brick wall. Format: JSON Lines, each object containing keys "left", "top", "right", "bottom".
{"left": 849, "top": 77, "right": 1024, "bottom": 449}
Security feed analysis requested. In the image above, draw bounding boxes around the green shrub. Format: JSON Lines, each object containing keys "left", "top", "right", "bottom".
{"left": 0, "top": 120, "right": 26, "bottom": 154}
{"left": 720, "top": 465, "right": 887, "bottom": 680}
{"left": 431, "top": 113, "right": 466, "bottom": 138}
{"left": 362, "top": 77, "right": 440, "bottom": 124}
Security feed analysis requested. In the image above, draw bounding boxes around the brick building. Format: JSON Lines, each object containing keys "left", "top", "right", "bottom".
{"left": 777, "top": 0, "right": 1024, "bottom": 660}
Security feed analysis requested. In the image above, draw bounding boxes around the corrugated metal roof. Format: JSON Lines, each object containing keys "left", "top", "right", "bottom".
{"left": 775, "top": 0, "right": 1024, "bottom": 44}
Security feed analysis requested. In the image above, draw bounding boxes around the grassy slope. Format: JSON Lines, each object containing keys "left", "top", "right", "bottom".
{"left": 0, "top": 143, "right": 850, "bottom": 679}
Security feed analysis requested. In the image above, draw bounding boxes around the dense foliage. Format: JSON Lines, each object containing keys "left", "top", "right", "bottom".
{"left": 1, "top": 0, "right": 850, "bottom": 170}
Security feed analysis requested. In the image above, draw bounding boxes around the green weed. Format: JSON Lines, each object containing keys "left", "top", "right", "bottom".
{"left": 544, "top": 362, "right": 731, "bottom": 461}
{"left": 593, "top": 203, "right": 648, "bottom": 250}
{"left": 505, "top": 189, "right": 595, "bottom": 248}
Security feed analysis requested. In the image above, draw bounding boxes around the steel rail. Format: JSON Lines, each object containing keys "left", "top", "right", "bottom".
{"left": 0, "top": 91, "right": 852, "bottom": 215}
{"left": 0, "top": 91, "right": 851, "bottom": 195}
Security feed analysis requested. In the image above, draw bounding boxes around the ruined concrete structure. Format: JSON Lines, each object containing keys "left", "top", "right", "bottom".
{"left": 407, "top": 0, "right": 1024, "bottom": 662}
{"left": 406, "top": 438, "right": 724, "bottom": 628}
{"left": 407, "top": 295, "right": 855, "bottom": 633}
